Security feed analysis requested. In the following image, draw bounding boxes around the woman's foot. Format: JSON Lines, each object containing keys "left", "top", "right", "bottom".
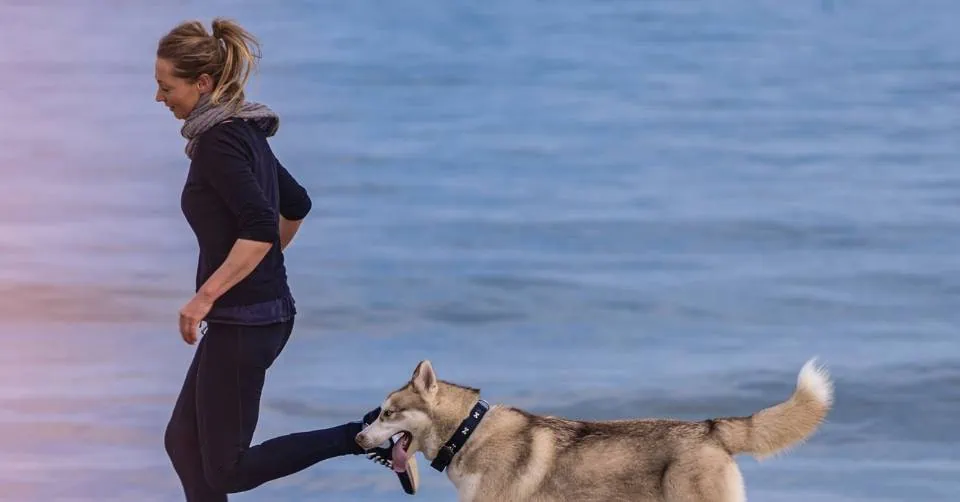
{"left": 361, "top": 407, "right": 419, "bottom": 495}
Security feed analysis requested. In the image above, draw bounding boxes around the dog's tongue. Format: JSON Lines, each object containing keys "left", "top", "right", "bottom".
{"left": 391, "top": 438, "right": 409, "bottom": 473}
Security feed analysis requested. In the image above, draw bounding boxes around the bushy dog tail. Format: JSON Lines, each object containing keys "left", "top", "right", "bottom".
{"left": 709, "top": 358, "right": 833, "bottom": 459}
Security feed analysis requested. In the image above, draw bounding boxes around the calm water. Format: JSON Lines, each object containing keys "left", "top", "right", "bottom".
{"left": 1, "top": 1, "right": 959, "bottom": 500}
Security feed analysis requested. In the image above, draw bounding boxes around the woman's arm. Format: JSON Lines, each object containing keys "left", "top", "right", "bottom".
{"left": 180, "top": 238, "right": 271, "bottom": 344}
{"left": 279, "top": 216, "right": 304, "bottom": 251}
{"left": 197, "top": 238, "right": 273, "bottom": 301}
{"left": 195, "top": 136, "right": 279, "bottom": 274}
{"left": 276, "top": 160, "right": 312, "bottom": 252}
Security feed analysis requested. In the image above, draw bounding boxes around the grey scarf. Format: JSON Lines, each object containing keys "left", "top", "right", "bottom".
{"left": 180, "top": 93, "right": 280, "bottom": 159}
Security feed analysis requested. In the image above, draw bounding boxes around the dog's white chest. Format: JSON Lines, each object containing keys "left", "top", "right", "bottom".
{"left": 449, "top": 468, "right": 482, "bottom": 502}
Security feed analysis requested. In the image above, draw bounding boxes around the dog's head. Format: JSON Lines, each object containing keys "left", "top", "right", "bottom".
{"left": 356, "top": 359, "right": 478, "bottom": 463}
{"left": 355, "top": 360, "right": 440, "bottom": 460}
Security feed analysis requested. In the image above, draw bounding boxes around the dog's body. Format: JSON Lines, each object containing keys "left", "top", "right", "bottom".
{"left": 356, "top": 359, "right": 833, "bottom": 502}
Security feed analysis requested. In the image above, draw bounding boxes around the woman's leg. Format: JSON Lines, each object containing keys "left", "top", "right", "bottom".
{"left": 193, "top": 319, "right": 365, "bottom": 494}
{"left": 165, "top": 337, "right": 226, "bottom": 502}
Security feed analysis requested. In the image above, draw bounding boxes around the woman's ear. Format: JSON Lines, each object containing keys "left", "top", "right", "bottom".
{"left": 196, "top": 73, "right": 214, "bottom": 94}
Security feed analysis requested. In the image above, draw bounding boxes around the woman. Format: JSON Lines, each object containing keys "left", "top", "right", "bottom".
{"left": 155, "top": 18, "right": 418, "bottom": 501}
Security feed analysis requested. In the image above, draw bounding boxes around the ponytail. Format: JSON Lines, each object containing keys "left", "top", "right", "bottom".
{"left": 209, "top": 18, "right": 261, "bottom": 107}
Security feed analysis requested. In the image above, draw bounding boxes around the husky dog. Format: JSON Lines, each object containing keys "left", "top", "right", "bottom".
{"left": 356, "top": 358, "right": 833, "bottom": 502}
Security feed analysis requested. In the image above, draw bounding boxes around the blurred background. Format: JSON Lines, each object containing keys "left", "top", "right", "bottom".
{"left": 1, "top": 0, "right": 959, "bottom": 500}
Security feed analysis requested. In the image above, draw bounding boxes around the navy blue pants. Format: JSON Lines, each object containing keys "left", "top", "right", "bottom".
{"left": 164, "top": 319, "right": 364, "bottom": 501}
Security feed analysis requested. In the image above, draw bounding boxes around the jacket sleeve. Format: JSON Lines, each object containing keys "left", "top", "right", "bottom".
{"left": 192, "top": 128, "right": 278, "bottom": 243}
{"left": 276, "top": 160, "right": 312, "bottom": 221}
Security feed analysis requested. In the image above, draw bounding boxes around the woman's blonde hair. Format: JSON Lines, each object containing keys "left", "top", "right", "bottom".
{"left": 157, "top": 18, "right": 261, "bottom": 108}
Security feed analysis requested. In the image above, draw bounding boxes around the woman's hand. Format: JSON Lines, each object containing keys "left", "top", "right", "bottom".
{"left": 177, "top": 238, "right": 271, "bottom": 345}
{"left": 179, "top": 293, "right": 214, "bottom": 345}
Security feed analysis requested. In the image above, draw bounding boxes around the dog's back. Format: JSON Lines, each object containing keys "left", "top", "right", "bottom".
{"left": 512, "top": 412, "right": 712, "bottom": 500}
{"left": 450, "top": 359, "right": 833, "bottom": 502}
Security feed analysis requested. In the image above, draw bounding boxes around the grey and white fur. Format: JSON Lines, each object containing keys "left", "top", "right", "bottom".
{"left": 356, "top": 358, "right": 833, "bottom": 502}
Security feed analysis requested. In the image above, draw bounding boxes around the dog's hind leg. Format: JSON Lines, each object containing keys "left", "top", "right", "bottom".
{"left": 715, "top": 462, "right": 746, "bottom": 502}
{"left": 663, "top": 448, "right": 745, "bottom": 502}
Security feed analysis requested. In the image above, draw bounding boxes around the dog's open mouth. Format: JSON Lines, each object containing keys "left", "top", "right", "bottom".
{"left": 392, "top": 431, "right": 413, "bottom": 473}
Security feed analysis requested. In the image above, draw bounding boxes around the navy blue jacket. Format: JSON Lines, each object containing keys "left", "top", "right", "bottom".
{"left": 181, "top": 119, "right": 311, "bottom": 325}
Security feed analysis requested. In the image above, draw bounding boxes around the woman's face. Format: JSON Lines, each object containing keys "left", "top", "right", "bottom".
{"left": 154, "top": 58, "right": 210, "bottom": 120}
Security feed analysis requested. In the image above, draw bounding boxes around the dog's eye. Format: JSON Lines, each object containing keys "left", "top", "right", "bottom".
{"left": 382, "top": 409, "right": 401, "bottom": 419}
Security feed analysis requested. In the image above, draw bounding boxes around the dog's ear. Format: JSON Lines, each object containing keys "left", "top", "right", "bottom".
{"left": 412, "top": 360, "right": 438, "bottom": 397}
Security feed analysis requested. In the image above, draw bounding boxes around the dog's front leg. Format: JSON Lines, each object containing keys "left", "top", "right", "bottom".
{"left": 460, "top": 490, "right": 498, "bottom": 502}
{"left": 465, "top": 482, "right": 512, "bottom": 502}
{"left": 453, "top": 472, "right": 486, "bottom": 502}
